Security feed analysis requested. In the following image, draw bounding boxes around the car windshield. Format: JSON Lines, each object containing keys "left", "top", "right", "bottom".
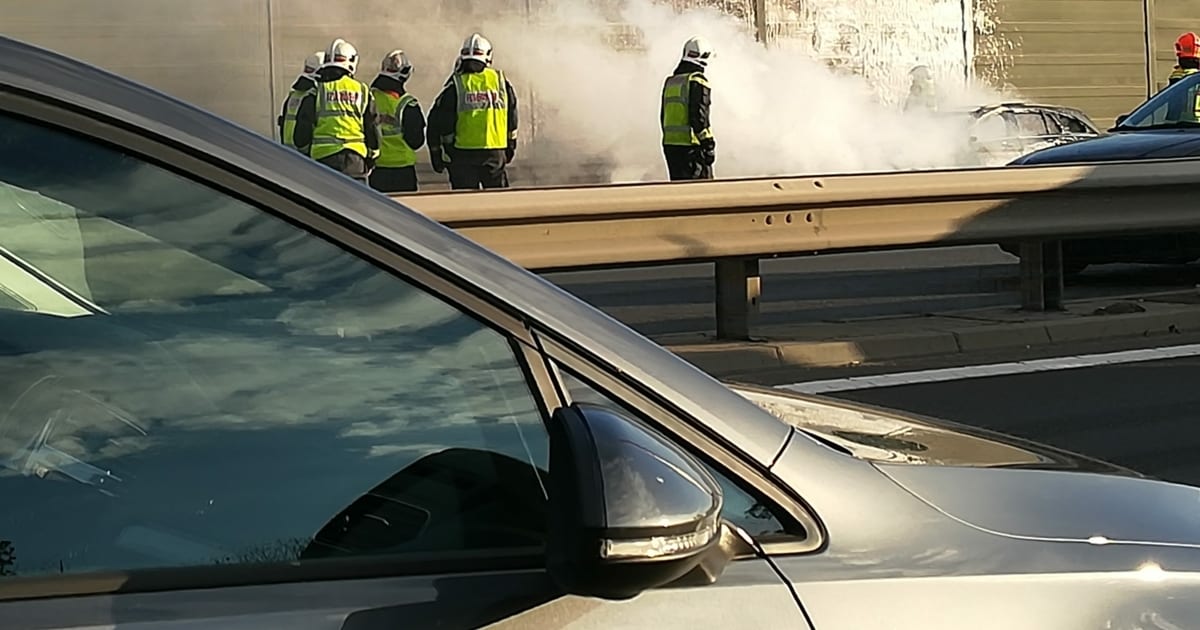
{"left": 1115, "top": 73, "right": 1200, "bottom": 130}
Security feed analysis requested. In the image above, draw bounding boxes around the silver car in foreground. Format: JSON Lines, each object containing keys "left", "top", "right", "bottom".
{"left": 3, "top": 35, "right": 1200, "bottom": 629}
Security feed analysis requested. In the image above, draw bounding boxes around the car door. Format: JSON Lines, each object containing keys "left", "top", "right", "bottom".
{"left": 0, "top": 103, "right": 560, "bottom": 630}
{"left": 506, "top": 343, "right": 817, "bottom": 629}
{"left": 1013, "top": 109, "right": 1058, "bottom": 155}
{"left": 969, "top": 110, "right": 1022, "bottom": 165}
{"left": 0, "top": 88, "right": 806, "bottom": 629}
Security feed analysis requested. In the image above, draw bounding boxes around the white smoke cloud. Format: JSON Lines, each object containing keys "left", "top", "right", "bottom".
{"left": 9, "top": 0, "right": 1018, "bottom": 183}
{"left": 352, "top": 0, "right": 1015, "bottom": 181}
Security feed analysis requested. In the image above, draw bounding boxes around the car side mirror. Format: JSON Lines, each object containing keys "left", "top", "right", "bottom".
{"left": 546, "top": 403, "right": 730, "bottom": 600}
{"left": 1115, "top": 114, "right": 1129, "bottom": 126}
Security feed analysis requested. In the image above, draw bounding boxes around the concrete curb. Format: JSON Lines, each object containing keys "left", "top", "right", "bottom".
{"left": 666, "top": 303, "right": 1200, "bottom": 376}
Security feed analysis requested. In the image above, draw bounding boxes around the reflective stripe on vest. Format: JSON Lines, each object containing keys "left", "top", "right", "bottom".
{"left": 453, "top": 68, "right": 509, "bottom": 150}
{"left": 1169, "top": 66, "right": 1199, "bottom": 84}
{"left": 661, "top": 72, "right": 712, "bottom": 146}
{"left": 281, "top": 88, "right": 311, "bottom": 150}
{"left": 372, "top": 89, "right": 418, "bottom": 168}
{"left": 311, "top": 75, "right": 370, "bottom": 160}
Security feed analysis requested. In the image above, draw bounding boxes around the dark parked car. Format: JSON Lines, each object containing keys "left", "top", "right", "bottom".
{"left": 1007, "top": 73, "right": 1200, "bottom": 271}
{"left": 939, "top": 102, "right": 1102, "bottom": 167}
{"left": 4, "top": 34, "right": 1200, "bottom": 629}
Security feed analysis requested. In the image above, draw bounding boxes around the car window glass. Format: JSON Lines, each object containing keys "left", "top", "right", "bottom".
{"left": 554, "top": 366, "right": 792, "bottom": 538}
{"left": 1124, "top": 77, "right": 1200, "bottom": 126}
{"left": 0, "top": 113, "right": 549, "bottom": 580}
{"left": 1054, "top": 113, "right": 1089, "bottom": 134}
{"left": 1043, "top": 113, "right": 1064, "bottom": 134}
{"left": 971, "top": 113, "right": 1010, "bottom": 142}
{"left": 1015, "top": 112, "right": 1050, "bottom": 136}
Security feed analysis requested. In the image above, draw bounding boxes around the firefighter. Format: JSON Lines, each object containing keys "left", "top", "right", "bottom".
{"left": 904, "top": 65, "right": 938, "bottom": 112}
{"left": 432, "top": 58, "right": 462, "bottom": 185}
{"left": 1169, "top": 32, "right": 1200, "bottom": 85}
{"left": 369, "top": 50, "right": 426, "bottom": 193}
{"left": 427, "top": 33, "right": 519, "bottom": 190}
{"left": 661, "top": 36, "right": 715, "bottom": 181}
{"left": 294, "top": 38, "right": 382, "bottom": 184}
{"left": 278, "top": 51, "right": 324, "bottom": 153}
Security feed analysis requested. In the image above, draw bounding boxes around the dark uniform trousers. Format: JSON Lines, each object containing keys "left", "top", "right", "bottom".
{"left": 447, "top": 149, "right": 510, "bottom": 190}
{"left": 317, "top": 150, "right": 370, "bottom": 184}
{"left": 369, "top": 166, "right": 419, "bottom": 193}
{"left": 663, "top": 145, "right": 714, "bottom": 181}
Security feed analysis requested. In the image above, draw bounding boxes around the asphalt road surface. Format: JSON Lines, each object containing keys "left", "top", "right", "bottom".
{"left": 544, "top": 246, "right": 1200, "bottom": 337}
{"left": 802, "top": 351, "right": 1200, "bottom": 487}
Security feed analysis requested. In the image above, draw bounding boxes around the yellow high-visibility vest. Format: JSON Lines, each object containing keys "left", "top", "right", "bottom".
{"left": 372, "top": 89, "right": 418, "bottom": 168}
{"left": 281, "top": 87, "right": 311, "bottom": 151}
{"left": 311, "top": 75, "right": 371, "bottom": 160}
{"left": 452, "top": 68, "right": 510, "bottom": 150}
{"left": 661, "top": 72, "right": 713, "bottom": 146}
{"left": 1169, "top": 66, "right": 1200, "bottom": 84}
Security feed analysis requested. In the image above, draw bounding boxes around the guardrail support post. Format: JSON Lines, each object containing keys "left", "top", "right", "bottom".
{"left": 1018, "top": 240, "right": 1064, "bottom": 312}
{"left": 715, "top": 257, "right": 761, "bottom": 340}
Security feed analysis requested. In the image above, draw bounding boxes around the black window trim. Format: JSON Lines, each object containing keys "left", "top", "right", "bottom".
{"left": 515, "top": 337, "right": 566, "bottom": 424}
{"left": 0, "top": 549, "right": 544, "bottom": 603}
{"left": 532, "top": 331, "right": 825, "bottom": 557}
{"left": 0, "top": 90, "right": 561, "bottom": 599}
{"left": 1036, "top": 109, "right": 1063, "bottom": 135}
{"left": 0, "top": 87, "right": 533, "bottom": 347}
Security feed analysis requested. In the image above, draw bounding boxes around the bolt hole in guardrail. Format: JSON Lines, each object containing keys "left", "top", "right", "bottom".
{"left": 786, "top": 214, "right": 793, "bottom": 224}
{"left": 773, "top": 182, "right": 783, "bottom": 190}
{"left": 766, "top": 215, "right": 774, "bottom": 225}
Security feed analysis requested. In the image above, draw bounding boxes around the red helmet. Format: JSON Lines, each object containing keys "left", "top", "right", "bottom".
{"left": 1176, "top": 32, "right": 1199, "bottom": 59}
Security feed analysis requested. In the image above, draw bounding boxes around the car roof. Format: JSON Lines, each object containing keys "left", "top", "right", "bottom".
{"left": 0, "top": 35, "right": 793, "bottom": 464}
{"left": 970, "top": 102, "right": 1092, "bottom": 118}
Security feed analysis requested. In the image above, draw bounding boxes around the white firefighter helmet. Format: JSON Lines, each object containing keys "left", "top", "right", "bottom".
{"left": 459, "top": 33, "right": 493, "bottom": 65}
{"left": 380, "top": 49, "right": 413, "bottom": 81}
{"left": 681, "top": 35, "right": 715, "bottom": 67}
{"left": 324, "top": 38, "right": 359, "bottom": 74}
{"left": 909, "top": 65, "right": 934, "bottom": 84}
{"left": 302, "top": 51, "right": 325, "bottom": 81}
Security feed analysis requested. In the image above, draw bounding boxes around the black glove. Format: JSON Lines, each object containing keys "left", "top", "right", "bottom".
{"left": 431, "top": 151, "right": 445, "bottom": 174}
{"left": 504, "top": 147, "right": 515, "bottom": 165}
{"left": 699, "top": 139, "right": 716, "bottom": 166}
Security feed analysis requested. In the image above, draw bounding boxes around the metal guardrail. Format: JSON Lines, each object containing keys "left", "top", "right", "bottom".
{"left": 394, "top": 159, "right": 1200, "bottom": 339}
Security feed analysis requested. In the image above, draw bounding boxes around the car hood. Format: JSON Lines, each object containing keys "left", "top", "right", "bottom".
{"left": 879, "top": 463, "right": 1200, "bottom": 548}
{"left": 1012, "top": 130, "right": 1200, "bottom": 164}
{"left": 729, "top": 383, "right": 1138, "bottom": 475}
{"left": 733, "top": 384, "right": 1200, "bottom": 548}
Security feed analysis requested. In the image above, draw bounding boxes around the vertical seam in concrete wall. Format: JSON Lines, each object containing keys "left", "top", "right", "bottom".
{"left": 266, "top": 0, "right": 279, "bottom": 140}
{"left": 1143, "top": 0, "right": 1155, "bottom": 98}
{"left": 753, "top": 0, "right": 768, "bottom": 44}
{"left": 962, "top": 0, "right": 974, "bottom": 84}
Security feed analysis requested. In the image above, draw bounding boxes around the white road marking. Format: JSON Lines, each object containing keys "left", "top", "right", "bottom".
{"left": 781, "top": 342, "right": 1200, "bottom": 394}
